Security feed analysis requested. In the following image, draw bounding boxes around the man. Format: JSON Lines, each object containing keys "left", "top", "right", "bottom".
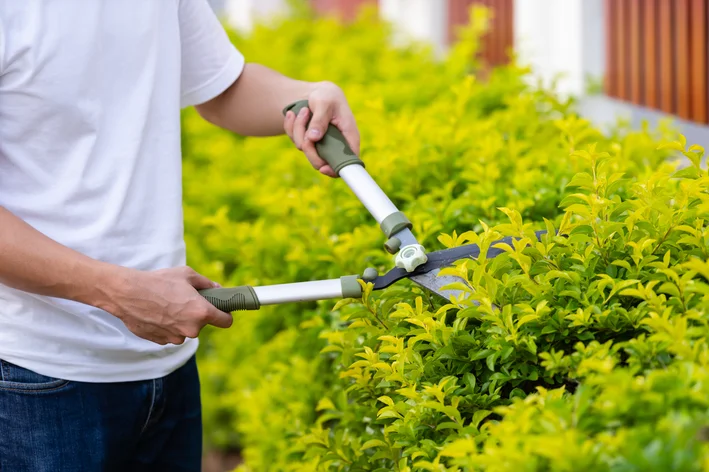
{"left": 0, "top": 1, "right": 360, "bottom": 470}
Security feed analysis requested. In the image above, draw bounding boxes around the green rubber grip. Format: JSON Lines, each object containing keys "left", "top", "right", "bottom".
{"left": 199, "top": 286, "right": 260, "bottom": 312}
{"left": 340, "top": 275, "right": 363, "bottom": 299}
{"left": 283, "top": 100, "right": 364, "bottom": 175}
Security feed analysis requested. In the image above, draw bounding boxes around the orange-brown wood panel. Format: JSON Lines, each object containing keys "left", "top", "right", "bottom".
{"left": 447, "top": 0, "right": 471, "bottom": 44}
{"left": 491, "top": 0, "right": 502, "bottom": 64}
{"left": 643, "top": 0, "right": 659, "bottom": 108}
{"left": 690, "top": 0, "right": 708, "bottom": 123}
{"left": 310, "top": 0, "right": 377, "bottom": 21}
{"left": 447, "top": 0, "right": 513, "bottom": 66}
{"left": 675, "top": 0, "right": 691, "bottom": 120}
{"left": 616, "top": 0, "right": 629, "bottom": 101}
{"left": 504, "top": 0, "right": 514, "bottom": 61}
{"left": 658, "top": 0, "right": 675, "bottom": 114}
{"left": 629, "top": 0, "right": 644, "bottom": 104}
{"left": 481, "top": 0, "right": 493, "bottom": 64}
{"left": 489, "top": 0, "right": 499, "bottom": 64}
{"left": 604, "top": 0, "right": 617, "bottom": 97}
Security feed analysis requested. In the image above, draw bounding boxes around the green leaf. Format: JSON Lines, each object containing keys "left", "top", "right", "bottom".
{"left": 672, "top": 166, "right": 700, "bottom": 179}
{"left": 464, "top": 372, "right": 477, "bottom": 391}
{"left": 565, "top": 172, "right": 594, "bottom": 190}
{"left": 377, "top": 395, "right": 394, "bottom": 407}
{"left": 332, "top": 297, "right": 358, "bottom": 312}
{"left": 361, "top": 439, "right": 387, "bottom": 450}
{"left": 471, "top": 409, "right": 492, "bottom": 428}
{"left": 316, "top": 398, "right": 336, "bottom": 411}
{"left": 436, "top": 421, "right": 462, "bottom": 431}
{"left": 486, "top": 352, "right": 498, "bottom": 371}
{"left": 439, "top": 438, "right": 476, "bottom": 457}
{"left": 517, "top": 314, "right": 539, "bottom": 327}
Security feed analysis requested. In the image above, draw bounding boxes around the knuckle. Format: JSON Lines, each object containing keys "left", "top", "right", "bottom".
{"left": 178, "top": 326, "right": 200, "bottom": 338}
{"left": 197, "top": 307, "right": 212, "bottom": 321}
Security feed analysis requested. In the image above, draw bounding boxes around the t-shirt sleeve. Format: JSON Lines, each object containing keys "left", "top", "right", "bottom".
{"left": 177, "top": 0, "right": 245, "bottom": 108}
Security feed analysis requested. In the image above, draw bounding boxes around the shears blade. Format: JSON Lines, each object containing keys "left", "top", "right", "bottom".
{"left": 408, "top": 268, "right": 470, "bottom": 302}
{"left": 371, "top": 230, "right": 550, "bottom": 302}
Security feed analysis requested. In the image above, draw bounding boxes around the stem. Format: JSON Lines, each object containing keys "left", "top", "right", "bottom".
{"left": 368, "top": 304, "right": 389, "bottom": 330}
{"left": 650, "top": 226, "right": 674, "bottom": 257}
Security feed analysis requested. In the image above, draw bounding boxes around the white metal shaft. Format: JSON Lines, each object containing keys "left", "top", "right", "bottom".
{"left": 253, "top": 279, "right": 342, "bottom": 305}
{"left": 339, "top": 165, "right": 399, "bottom": 224}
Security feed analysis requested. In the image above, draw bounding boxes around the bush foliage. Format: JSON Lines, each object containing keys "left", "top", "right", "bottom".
{"left": 181, "top": 4, "right": 709, "bottom": 471}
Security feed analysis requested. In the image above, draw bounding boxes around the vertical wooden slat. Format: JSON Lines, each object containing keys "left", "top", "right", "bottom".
{"left": 616, "top": 0, "right": 629, "bottom": 100}
{"left": 447, "top": 0, "right": 472, "bottom": 45}
{"left": 675, "top": 0, "right": 691, "bottom": 120}
{"left": 505, "top": 0, "right": 514, "bottom": 61}
{"left": 499, "top": 0, "right": 509, "bottom": 63}
{"left": 476, "top": 0, "right": 495, "bottom": 64}
{"left": 643, "top": 0, "right": 659, "bottom": 108}
{"left": 658, "top": 0, "right": 675, "bottom": 114}
{"left": 605, "top": 0, "right": 617, "bottom": 97}
{"left": 490, "top": 0, "right": 499, "bottom": 65}
{"left": 447, "top": 0, "right": 513, "bottom": 67}
{"left": 690, "top": 0, "right": 708, "bottom": 123}
{"left": 491, "top": 0, "right": 500, "bottom": 65}
{"left": 629, "top": 0, "right": 644, "bottom": 104}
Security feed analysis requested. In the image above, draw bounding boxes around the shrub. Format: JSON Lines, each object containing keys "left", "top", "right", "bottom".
{"left": 181, "top": 3, "right": 709, "bottom": 471}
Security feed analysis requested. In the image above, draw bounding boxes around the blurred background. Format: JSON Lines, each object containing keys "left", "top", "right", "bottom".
{"left": 207, "top": 0, "right": 709, "bottom": 146}
{"left": 191, "top": 2, "right": 709, "bottom": 471}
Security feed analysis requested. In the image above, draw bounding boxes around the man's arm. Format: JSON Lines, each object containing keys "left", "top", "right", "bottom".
{"left": 194, "top": 63, "right": 360, "bottom": 178}
{"left": 0, "top": 206, "right": 232, "bottom": 345}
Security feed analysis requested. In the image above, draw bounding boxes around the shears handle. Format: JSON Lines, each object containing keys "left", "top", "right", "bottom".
{"left": 283, "top": 100, "right": 419, "bottom": 256}
{"left": 199, "top": 275, "right": 363, "bottom": 312}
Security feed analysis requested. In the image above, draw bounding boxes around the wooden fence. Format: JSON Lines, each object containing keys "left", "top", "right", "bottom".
{"left": 605, "top": 0, "right": 708, "bottom": 124}
{"left": 310, "top": 0, "right": 514, "bottom": 68}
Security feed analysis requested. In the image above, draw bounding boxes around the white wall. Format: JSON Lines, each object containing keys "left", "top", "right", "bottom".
{"left": 216, "top": 0, "right": 606, "bottom": 102}
{"left": 514, "top": 0, "right": 604, "bottom": 99}
{"left": 378, "top": 0, "right": 448, "bottom": 56}
{"left": 222, "top": 0, "right": 290, "bottom": 33}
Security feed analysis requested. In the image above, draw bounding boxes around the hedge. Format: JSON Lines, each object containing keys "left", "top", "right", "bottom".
{"left": 181, "top": 3, "right": 709, "bottom": 471}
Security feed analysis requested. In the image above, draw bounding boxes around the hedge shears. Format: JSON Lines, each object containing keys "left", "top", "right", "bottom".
{"left": 198, "top": 100, "right": 540, "bottom": 312}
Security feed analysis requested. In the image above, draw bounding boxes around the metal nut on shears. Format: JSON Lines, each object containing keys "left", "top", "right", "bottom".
{"left": 395, "top": 244, "right": 428, "bottom": 272}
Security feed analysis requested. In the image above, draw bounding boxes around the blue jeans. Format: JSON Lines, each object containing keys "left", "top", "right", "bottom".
{"left": 0, "top": 355, "right": 202, "bottom": 471}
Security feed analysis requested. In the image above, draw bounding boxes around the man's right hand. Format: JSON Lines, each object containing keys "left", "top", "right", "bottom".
{"left": 101, "top": 266, "right": 233, "bottom": 345}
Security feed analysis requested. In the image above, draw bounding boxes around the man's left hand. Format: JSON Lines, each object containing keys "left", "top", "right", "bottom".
{"left": 283, "top": 82, "right": 360, "bottom": 178}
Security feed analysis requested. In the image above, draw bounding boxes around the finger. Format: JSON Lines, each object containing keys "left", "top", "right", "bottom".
{"left": 131, "top": 322, "right": 174, "bottom": 345}
{"left": 166, "top": 335, "right": 187, "bottom": 345}
{"left": 319, "top": 165, "right": 337, "bottom": 178}
{"left": 301, "top": 105, "right": 332, "bottom": 172}
{"left": 205, "top": 305, "right": 234, "bottom": 329}
{"left": 183, "top": 267, "right": 219, "bottom": 290}
{"left": 284, "top": 110, "right": 296, "bottom": 142}
{"left": 301, "top": 139, "right": 328, "bottom": 172}
{"left": 292, "top": 106, "right": 310, "bottom": 151}
{"left": 333, "top": 115, "right": 361, "bottom": 156}
{"left": 305, "top": 103, "right": 332, "bottom": 144}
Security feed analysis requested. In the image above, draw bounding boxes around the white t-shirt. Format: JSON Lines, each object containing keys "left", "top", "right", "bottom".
{"left": 0, "top": 0, "right": 245, "bottom": 382}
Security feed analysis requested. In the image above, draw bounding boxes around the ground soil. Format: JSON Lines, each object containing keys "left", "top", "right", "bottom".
{"left": 202, "top": 449, "right": 243, "bottom": 472}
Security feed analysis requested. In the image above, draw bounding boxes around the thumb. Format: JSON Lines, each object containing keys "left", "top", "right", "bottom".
{"left": 305, "top": 103, "right": 332, "bottom": 143}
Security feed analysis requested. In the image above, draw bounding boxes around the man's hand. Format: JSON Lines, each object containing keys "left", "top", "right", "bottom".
{"left": 194, "top": 64, "right": 361, "bottom": 178}
{"left": 101, "top": 266, "right": 233, "bottom": 345}
{"left": 0, "top": 206, "right": 233, "bottom": 346}
{"left": 283, "top": 81, "right": 361, "bottom": 178}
